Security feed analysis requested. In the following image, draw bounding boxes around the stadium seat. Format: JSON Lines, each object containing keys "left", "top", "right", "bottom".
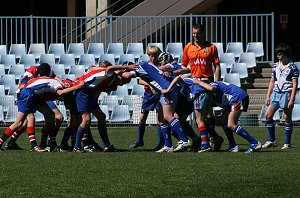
{"left": 0, "top": 45, "right": 7, "bottom": 56}
{"left": 19, "top": 54, "right": 36, "bottom": 69}
{"left": 121, "top": 95, "right": 140, "bottom": 111}
{"left": 68, "top": 65, "right": 85, "bottom": 78}
{"left": 220, "top": 63, "right": 227, "bottom": 80}
{"left": 126, "top": 43, "right": 144, "bottom": 60}
{"left": 87, "top": 42, "right": 104, "bottom": 61}
{"left": 166, "top": 42, "right": 183, "bottom": 59}
{"left": 225, "top": 42, "right": 244, "bottom": 59}
{"left": 246, "top": 42, "right": 264, "bottom": 58}
{"left": 0, "top": 64, "right": 6, "bottom": 76}
{"left": 48, "top": 43, "right": 65, "bottom": 61}
{"left": 212, "top": 42, "right": 224, "bottom": 57}
{"left": 230, "top": 63, "right": 248, "bottom": 82}
{"left": 108, "top": 105, "right": 131, "bottom": 123}
{"left": 291, "top": 104, "right": 300, "bottom": 121}
{"left": 35, "top": 110, "right": 45, "bottom": 122}
{"left": 9, "top": 64, "right": 25, "bottom": 80}
{"left": 100, "top": 95, "right": 119, "bottom": 111}
{"left": 67, "top": 43, "right": 85, "bottom": 60}
{"left": 9, "top": 44, "right": 26, "bottom": 60}
{"left": 0, "top": 54, "right": 17, "bottom": 70}
{"left": 238, "top": 52, "right": 257, "bottom": 69}
{"left": 138, "top": 54, "right": 150, "bottom": 62}
{"left": 61, "top": 74, "right": 76, "bottom": 81}
{"left": 126, "top": 77, "right": 138, "bottom": 91}
{"left": 78, "top": 54, "right": 96, "bottom": 69}
{"left": 223, "top": 73, "right": 241, "bottom": 87}
{"left": 0, "top": 74, "right": 17, "bottom": 91}
{"left": 147, "top": 43, "right": 164, "bottom": 51}
{"left": 0, "top": 85, "right": 5, "bottom": 96}
{"left": 8, "top": 84, "right": 18, "bottom": 98}
{"left": 28, "top": 43, "right": 46, "bottom": 62}
{"left": 220, "top": 52, "right": 235, "bottom": 69}
{"left": 98, "top": 54, "right": 116, "bottom": 65}
{"left": 110, "top": 84, "right": 129, "bottom": 102}
{"left": 91, "top": 104, "right": 110, "bottom": 122}
{"left": 0, "top": 95, "right": 16, "bottom": 112}
{"left": 0, "top": 105, "right": 4, "bottom": 121}
{"left": 107, "top": 43, "right": 124, "bottom": 60}
{"left": 52, "top": 64, "right": 66, "bottom": 77}
{"left": 131, "top": 84, "right": 145, "bottom": 96}
{"left": 39, "top": 54, "right": 56, "bottom": 65}
{"left": 3, "top": 104, "right": 18, "bottom": 123}
{"left": 117, "top": 54, "right": 135, "bottom": 65}
{"left": 58, "top": 54, "right": 76, "bottom": 71}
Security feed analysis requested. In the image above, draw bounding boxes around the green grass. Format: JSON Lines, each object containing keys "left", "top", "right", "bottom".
{"left": 0, "top": 126, "right": 300, "bottom": 198}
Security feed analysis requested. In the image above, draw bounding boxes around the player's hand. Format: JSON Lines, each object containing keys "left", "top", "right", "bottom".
{"left": 265, "top": 97, "right": 270, "bottom": 106}
{"left": 160, "top": 89, "right": 168, "bottom": 94}
{"left": 162, "top": 71, "right": 170, "bottom": 77}
{"left": 126, "top": 64, "right": 139, "bottom": 71}
{"left": 287, "top": 100, "right": 294, "bottom": 109}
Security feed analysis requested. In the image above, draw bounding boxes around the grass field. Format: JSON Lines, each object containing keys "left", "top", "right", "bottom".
{"left": 0, "top": 126, "right": 300, "bottom": 198}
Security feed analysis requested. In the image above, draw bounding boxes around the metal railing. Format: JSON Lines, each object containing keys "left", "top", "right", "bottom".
{"left": 0, "top": 13, "right": 274, "bottom": 63}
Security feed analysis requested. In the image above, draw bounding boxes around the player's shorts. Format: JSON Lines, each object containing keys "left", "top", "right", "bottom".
{"left": 193, "top": 91, "right": 213, "bottom": 110}
{"left": 17, "top": 88, "right": 41, "bottom": 114}
{"left": 229, "top": 96, "right": 249, "bottom": 112}
{"left": 270, "top": 91, "right": 291, "bottom": 110}
{"left": 159, "top": 90, "right": 178, "bottom": 106}
{"left": 74, "top": 89, "right": 99, "bottom": 113}
{"left": 141, "top": 91, "right": 161, "bottom": 111}
{"left": 45, "top": 100, "right": 58, "bottom": 110}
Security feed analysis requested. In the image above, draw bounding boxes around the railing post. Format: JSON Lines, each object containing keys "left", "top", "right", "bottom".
{"left": 190, "top": 14, "right": 193, "bottom": 42}
{"left": 109, "top": 15, "right": 113, "bottom": 43}
{"left": 30, "top": 15, "right": 33, "bottom": 45}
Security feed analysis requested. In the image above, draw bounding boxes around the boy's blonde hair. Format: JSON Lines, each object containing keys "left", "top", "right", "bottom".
{"left": 147, "top": 45, "right": 162, "bottom": 57}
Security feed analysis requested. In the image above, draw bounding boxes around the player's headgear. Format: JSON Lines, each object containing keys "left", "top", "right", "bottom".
{"left": 158, "top": 52, "right": 174, "bottom": 65}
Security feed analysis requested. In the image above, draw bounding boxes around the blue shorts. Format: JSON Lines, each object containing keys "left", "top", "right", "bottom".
{"left": 159, "top": 91, "right": 178, "bottom": 106}
{"left": 46, "top": 100, "right": 58, "bottom": 110}
{"left": 193, "top": 91, "right": 213, "bottom": 110}
{"left": 18, "top": 88, "right": 45, "bottom": 114}
{"left": 229, "top": 96, "right": 249, "bottom": 112}
{"left": 141, "top": 91, "right": 161, "bottom": 111}
{"left": 74, "top": 89, "right": 99, "bottom": 113}
{"left": 270, "top": 91, "right": 291, "bottom": 110}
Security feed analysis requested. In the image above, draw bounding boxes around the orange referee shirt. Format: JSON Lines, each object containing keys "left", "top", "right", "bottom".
{"left": 181, "top": 42, "right": 220, "bottom": 78}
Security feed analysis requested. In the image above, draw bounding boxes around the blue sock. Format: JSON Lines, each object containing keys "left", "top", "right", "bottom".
{"left": 160, "top": 124, "right": 172, "bottom": 147}
{"left": 233, "top": 125, "right": 258, "bottom": 144}
{"left": 169, "top": 118, "right": 188, "bottom": 142}
{"left": 137, "top": 123, "right": 146, "bottom": 144}
{"left": 285, "top": 123, "right": 293, "bottom": 144}
{"left": 157, "top": 126, "right": 164, "bottom": 145}
{"left": 97, "top": 123, "right": 110, "bottom": 147}
{"left": 74, "top": 125, "right": 85, "bottom": 148}
{"left": 266, "top": 119, "right": 276, "bottom": 142}
{"left": 60, "top": 126, "right": 72, "bottom": 147}
{"left": 199, "top": 126, "right": 210, "bottom": 149}
{"left": 222, "top": 125, "right": 237, "bottom": 148}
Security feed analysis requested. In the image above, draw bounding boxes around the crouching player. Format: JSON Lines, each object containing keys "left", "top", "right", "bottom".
{"left": 0, "top": 63, "right": 84, "bottom": 152}
{"left": 194, "top": 80, "right": 262, "bottom": 153}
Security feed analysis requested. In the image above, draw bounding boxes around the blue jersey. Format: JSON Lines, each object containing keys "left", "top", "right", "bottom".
{"left": 179, "top": 76, "right": 206, "bottom": 101}
{"left": 131, "top": 61, "right": 177, "bottom": 94}
{"left": 210, "top": 81, "right": 248, "bottom": 106}
{"left": 272, "top": 61, "right": 299, "bottom": 93}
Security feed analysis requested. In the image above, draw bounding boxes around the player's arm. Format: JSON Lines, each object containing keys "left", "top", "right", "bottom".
{"left": 265, "top": 76, "right": 275, "bottom": 106}
{"left": 288, "top": 77, "right": 298, "bottom": 108}
{"left": 213, "top": 62, "right": 221, "bottom": 81}
{"left": 193, "top": 78, "right": 217, "bottom": 92}
{"left": 160, "top": 76, "right": 181, "bottom": 94}
{"left": 56, "top": 81, "right": 85, "bottom": 96}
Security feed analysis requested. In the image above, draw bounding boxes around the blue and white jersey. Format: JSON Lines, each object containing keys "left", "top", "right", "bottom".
{"left": 272, "top": 61, "right": 299, "bottom": 93}
{"left": 210, "top": 81, "right": 248, "bottom": 106}
{"left": 179, "top": 76, "right": 206, "bottom": 101}
{"left": 130, "top": 61, "right": 177, "bottom": 94}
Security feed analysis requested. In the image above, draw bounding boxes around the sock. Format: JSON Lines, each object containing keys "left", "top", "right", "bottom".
{"left": 97, "top": 123, "right": 110, "bottom": 147}
{"left": 82, "top": 133, "right": 89, "bottom": 147}
{"left": 40, "top": 127, "right": 49, "bottom": 147}
{"left": 137, "top": 123, "right": 146, "bottom": 144}
{"left": 47, "top": 123, "right": 58, "bottom": 148}
{"left": 199, "top": 125, "right": 209, "bottom": 149}
{"left": 156, "top": 125, "right": 164, "bottom": 146}
{"left": 74, "top": 125, "right": 86, "bottom": 148}
{"left": 233, "top": 125, "right": 258, "bottom": 144}
{"left": 160, "top": 124, "right": 172, "bottom": 147}
{"left": 181, "top": 121, "right": 199, "bottom": 143}
{"left": 169, "top": 118, "right": 188, "bottom": 142}
{"left": 266, "top": 119, "right": 276, "bottom": 142}
{"left": 8, "top": 125, "right": 26, "bottom": 145}
{"left": 70, "top": 129, "right": 76, "bottom": 149}
{"left": 27, "top": 126, "right": 37, "bottom": 148}
{"left": 285, "top": 123, "right": 293, "bottom": 145}
{"left": 222, "top": 125, "right": 237, "bottom": 148}
{"left": 206, "top": 123, "right": 219, "bottom": 139}
{"left": 60, "top": 126, "right": 73, "bottom": 148}
{"left": 0, "top": 127, "right": 14, "bottom": 146}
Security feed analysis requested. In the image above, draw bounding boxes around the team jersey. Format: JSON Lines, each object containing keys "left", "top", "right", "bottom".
{"left": 131, "top": 61, "right": 177, "bottom": 94}
{"left": 272, "top": 61, "right": 299, "bottom": 93}
{"left": 210, "top": 81, "right": 248, "bottom": 107}
{"left": 19, "top": 65, "right": 56, "bottom": 85}
{"left": 181, "top": 42, "right": 219, "bottom": 78}
{"left": 24, "top": 76, "right": 63, "bottom": 101}
{"left": 75, "top": 68, "right": 107, "bottom": 84}
{"left": 179, "top": 76, "right": 206, "bottom": 101}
